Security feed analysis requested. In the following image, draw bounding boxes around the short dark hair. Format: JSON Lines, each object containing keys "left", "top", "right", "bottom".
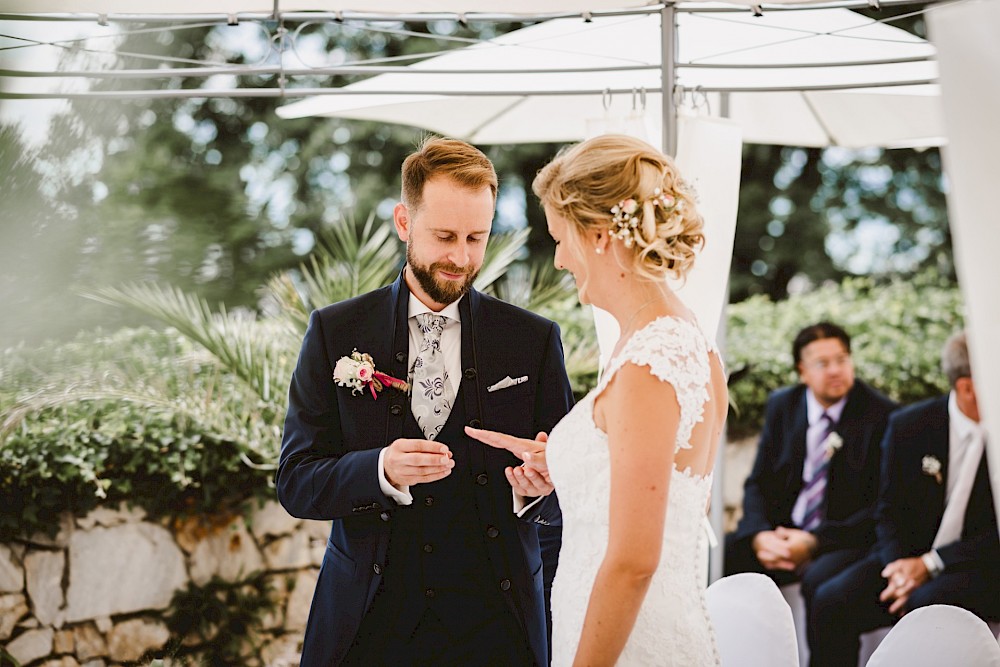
{"left": 792, "top": 321, "right": 852, "bottom": 366}
{"left": 401, "top": 136, "right": 497, "bottom": 210}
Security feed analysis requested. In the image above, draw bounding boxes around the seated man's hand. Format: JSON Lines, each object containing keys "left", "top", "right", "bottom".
{"left": 752, "top": 530, "right": 796, "bottom": 571}
{"left": 383, "top": 438, "right": 454, "bottom": 488}
{"left": 775, "top": 526, "right": 819, "bottom": 569}
{"left": 880, "top": 557, "right": 931, "bottom": 616}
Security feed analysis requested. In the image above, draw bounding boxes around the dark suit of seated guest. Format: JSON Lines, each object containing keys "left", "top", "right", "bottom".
{"left": 808, "top": 331, "right": 1000, "bottom": 667}
{"left": 725, "top": 322, "right": 896, "bottom": 616}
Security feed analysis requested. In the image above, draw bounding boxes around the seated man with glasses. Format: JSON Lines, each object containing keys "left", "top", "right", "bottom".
{"left": 725, "top": 322, "right": 897, "bottom": 624}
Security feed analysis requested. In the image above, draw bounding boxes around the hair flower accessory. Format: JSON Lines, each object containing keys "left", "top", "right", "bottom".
{"left": 334, "top": 350, "right": 409, "bottom": 399}
{"left": 921, "top": 455, "right": 943, "bottom": 484}
{"left": 823, "top": 432, "right": 844, "bottom": 460}
{"left": 609, "top": 187, "right": 683, "bottom": 248}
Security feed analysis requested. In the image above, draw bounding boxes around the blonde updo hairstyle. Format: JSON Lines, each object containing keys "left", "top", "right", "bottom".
{"left": 532, "top": 134, "right": 704, "bottom": 283}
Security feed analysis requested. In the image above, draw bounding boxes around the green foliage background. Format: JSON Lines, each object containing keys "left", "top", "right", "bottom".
{"left": 726, "top": 272, "right": 963, "bottom": 436}
{"left": 1, "top": 259, "right": 964, "bottom": 539}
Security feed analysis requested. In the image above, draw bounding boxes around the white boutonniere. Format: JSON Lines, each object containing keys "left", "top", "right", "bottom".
{"left": 921, "top": 455, "right": 943, "bottom": 484}
{"left": 823, "top": 432, "right": 844, "bottom": 461}
{"left": 333, "top": 350, "right": 408, "bottom": 399}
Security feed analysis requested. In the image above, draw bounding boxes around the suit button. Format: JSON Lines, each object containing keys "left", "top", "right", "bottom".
{"left": 500, "top": 579, "right": 511, "bottom": 591}
{"left": 469, "top": 419, "right": 482, "bottom": 429}
{"left": 464, "top": 367, "right": 477, "bottom": 380}
{"left": 476, "top": 473, "right": 488, "bottom": 486}
{"left": 486, "top": 526, "right": 499, "bottom": 538}
{"left": 390, "top": 404, "right": 402, "bottom": 416}
{"left": 423, "top": 543, "right": 434, "bottom": 553}
{"left": 425, "top": 588, "right": 435, "bottom": 598}
{"left": 373, "top": 563, "right": 382, "bottom": 575}
{"left": 380, "top": 511, "right": 390, "bottom": 522}
{"left": 424, "top": 496, "right": 434, "bottom": 507}
{"left": 395, "top": 351, "right": 406, "bottom": 363}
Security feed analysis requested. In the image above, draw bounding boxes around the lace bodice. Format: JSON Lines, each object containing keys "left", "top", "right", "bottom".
{"left": 547, "top": 316, "right": 721, "bottom": 666}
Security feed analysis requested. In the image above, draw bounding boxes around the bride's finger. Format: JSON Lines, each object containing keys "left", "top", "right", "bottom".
{"left": 465, "top": 426, "right": 532, "bottom": 455}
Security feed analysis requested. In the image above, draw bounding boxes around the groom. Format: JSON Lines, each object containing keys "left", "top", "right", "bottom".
{"left": 277, "top": 137, "right": 574, "bottom": 666}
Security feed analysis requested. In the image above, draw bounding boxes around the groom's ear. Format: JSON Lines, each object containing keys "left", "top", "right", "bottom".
{"left": 393, "top": 202, "right": 412, "bottom": 242}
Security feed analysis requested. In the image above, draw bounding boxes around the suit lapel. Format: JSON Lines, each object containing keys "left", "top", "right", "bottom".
{"left": 458, "top": 290, "right": 488, "bottom": 473}
{"left": 384, "top": 273, "right": 410, "bottom": 446}
{"left": 835, "top": 383, "right": 865, "bottom": 450}
{"left": 925, "top": 397, "right": 950, "bottom": 521}
{"left": 789, "top": 390, "right": 809, "bottom": 488}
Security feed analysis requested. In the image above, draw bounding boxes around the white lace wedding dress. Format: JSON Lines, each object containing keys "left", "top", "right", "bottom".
{"left": 547, "top": 316, "right": 721, "bottom": 666}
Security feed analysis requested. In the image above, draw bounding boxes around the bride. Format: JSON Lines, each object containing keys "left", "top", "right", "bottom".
{"left": 468, "top": 134, "right": 727, "bottom": 665}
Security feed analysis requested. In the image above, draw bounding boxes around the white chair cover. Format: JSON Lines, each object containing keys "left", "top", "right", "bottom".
{"left": 706, "top": 573, "right": 800, "bottom": 667}
{"left": 866, "top": 605, "right": 1000, "bottom": 667}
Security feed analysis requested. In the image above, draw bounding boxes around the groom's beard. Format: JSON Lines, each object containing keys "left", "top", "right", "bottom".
{"left": 406, "top": 241, "right": 479, "bottom": 306}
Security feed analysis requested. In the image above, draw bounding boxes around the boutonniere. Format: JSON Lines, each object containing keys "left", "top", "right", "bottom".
{"left": 333, "top": 350, "right": 409, "bottom": 399}
{"left": 823, "top": 432, "right": 844, "bottom": 460}
{"left": 921, "top": 455, "right": 943, "bottom": 484}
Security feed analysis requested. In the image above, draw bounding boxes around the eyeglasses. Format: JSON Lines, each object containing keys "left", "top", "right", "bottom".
{"left": 802, "top": 355, "right": 852, "bottom": 372}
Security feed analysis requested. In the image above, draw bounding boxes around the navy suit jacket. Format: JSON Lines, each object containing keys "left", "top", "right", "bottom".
{"left": 732, "top": 380, "right": 897, "bottom": 554}
{"left": 276, "top": 274, "right": 574, "bottom": 666}
{"left": 874, "top": 395, "right": 1000, "bottom": 572}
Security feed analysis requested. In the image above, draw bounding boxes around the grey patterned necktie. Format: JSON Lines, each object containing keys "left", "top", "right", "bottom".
{"left": 410, "top": 313, "right": 455, "bottom": 440}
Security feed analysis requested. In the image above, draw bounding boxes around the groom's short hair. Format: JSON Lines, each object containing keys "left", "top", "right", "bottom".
{"left": 401, "top": 137, "right": 498, "bottom": 210}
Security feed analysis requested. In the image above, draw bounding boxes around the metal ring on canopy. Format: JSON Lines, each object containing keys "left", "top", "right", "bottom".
{"left": 632, "top": 87, "right": 647, "bottom": 112}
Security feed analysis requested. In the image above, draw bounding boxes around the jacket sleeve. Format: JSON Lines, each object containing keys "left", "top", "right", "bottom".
{"left": 275, "top": 310, "right": 395, "bottom": 521}
{"left": 519, "top": 321, "right": 575, "bottom": 527}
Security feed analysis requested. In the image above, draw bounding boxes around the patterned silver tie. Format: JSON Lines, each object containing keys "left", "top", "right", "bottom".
{"left": 409, "top": 313, "right": 455, "bottom": 440}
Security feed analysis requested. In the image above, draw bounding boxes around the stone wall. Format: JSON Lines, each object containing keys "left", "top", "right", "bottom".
{"left": 1, "top": 501, "right": 325, "bottom": 667}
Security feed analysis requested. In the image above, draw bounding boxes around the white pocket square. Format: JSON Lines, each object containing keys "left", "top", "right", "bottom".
{"left": 487, "top": 375, "right": 528, "bottom": 392}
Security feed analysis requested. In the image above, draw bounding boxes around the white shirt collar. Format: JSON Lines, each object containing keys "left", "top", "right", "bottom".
{"left": 806, "top": 389, "right": 847, "bottom": 426}
{"left": 948, "top": 390, "right": 980, "bottom": 443}
{"left": 407, "top": 293, "right": 462, "bottom": 324}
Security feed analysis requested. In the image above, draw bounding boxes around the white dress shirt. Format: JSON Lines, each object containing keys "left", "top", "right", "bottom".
{"left": 927, "top": 392, "right": 986, "bottom": 570}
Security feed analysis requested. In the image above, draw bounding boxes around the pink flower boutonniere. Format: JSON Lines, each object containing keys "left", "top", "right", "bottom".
{"left": 922, "top": 455, "right": 943, "bottom": 484}
{"left": 333, "top": 350, "right": 409, "bottom": 399}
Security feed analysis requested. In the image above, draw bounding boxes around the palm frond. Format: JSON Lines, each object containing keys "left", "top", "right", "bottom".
{"left": 302, "top": 213, "right": 403, "bottom": 308}
{"left": 80, "top": 283, "right": 296, "bottom": 405}
{"left": 495, "top": 259, "right": 578, "bottom": 314}
{"left": 262, "top": 272, "right": 310, "bottom": 335}
{"left": 475, "top": 228, "right": 530, "bottom": 293}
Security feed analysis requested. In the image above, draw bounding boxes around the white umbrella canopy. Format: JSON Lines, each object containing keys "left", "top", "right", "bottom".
{"left": 275, "top": 9, "right": 941, "bottom": 148}
{"left": 0, "top": 0, "right": 854, "bottom": 14}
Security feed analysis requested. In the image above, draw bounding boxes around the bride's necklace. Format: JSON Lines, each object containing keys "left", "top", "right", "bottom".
{"left": 618, "top": 296, "right": 660, "bottom": 339}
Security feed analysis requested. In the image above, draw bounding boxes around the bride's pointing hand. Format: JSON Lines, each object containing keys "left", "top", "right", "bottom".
{"left": 465, "top": 426, "right": 554, "bottom": 496}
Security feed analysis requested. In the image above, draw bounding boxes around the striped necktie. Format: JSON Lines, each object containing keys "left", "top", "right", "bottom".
{"left": 798, "top": 412, "right": 835, "bottom": 531}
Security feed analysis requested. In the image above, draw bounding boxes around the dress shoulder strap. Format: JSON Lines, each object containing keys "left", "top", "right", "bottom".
{"left": 596, "top": 317, "right": 717, "bottom": 453}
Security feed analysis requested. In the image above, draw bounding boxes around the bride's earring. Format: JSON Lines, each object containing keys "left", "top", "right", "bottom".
{"left": 595, "top": 247, "right": 603, "bottom": 255}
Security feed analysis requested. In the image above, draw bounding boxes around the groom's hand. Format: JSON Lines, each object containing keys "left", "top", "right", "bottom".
{"left": 383, "top": 438, "right": 454, "bottom": 488}
{"left": 465, "top": 427, "right": 554, "bottom": 497}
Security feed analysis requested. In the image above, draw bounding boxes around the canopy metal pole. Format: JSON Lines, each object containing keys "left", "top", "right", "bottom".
{"left": 661, "top": 3, "right": 676, "bottom": 157}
